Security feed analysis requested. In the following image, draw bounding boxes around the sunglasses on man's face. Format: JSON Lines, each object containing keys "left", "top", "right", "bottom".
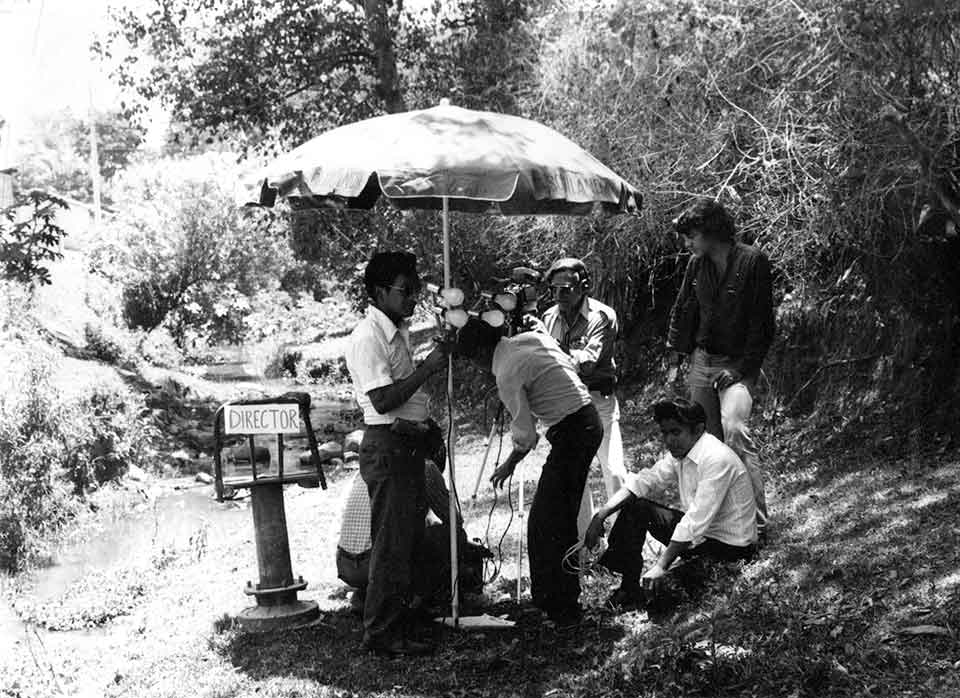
{"left": 551, "top": 285, "right": 579, "bottom": 296}
{"left": 387, "top": 284, "right": 421, "bottom": 298}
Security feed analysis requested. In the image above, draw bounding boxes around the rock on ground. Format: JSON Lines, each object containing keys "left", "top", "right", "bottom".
{"left": 344, "top": 429, "right": 365, "bottom": 453}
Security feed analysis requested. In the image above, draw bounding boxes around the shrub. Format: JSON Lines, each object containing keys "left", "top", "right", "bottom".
{"left": 138, "top": 326, "right": 184, "bottom": 368}
{"left": 83, "top": 322, "right": 135, "bottom": 365}
{"left": 0, "top": 347, "right": 78, "bottom": 572}
{"left": 0, "top": 343, "right": 160, "bottom": 572}
{"left": 261, "top": 344, "right": 303, "bottom": 379}
{"left": 59, "top": 385, "right": 159, "bottom": 494}
{"left": 299, "top": 356, "right": 351, "bottom": 385}
{"left": 91, "top": 153, "right": 301, "bottom": 349}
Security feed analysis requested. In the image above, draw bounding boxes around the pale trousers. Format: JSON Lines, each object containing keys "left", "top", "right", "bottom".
{"left": 576, "top": 391, "right": 627, "bottom": 540}
{"left": 688, "top": 347, "right": 768, "bottom": 530}
{"left": 718, "top": 383, "right": 767, "bottom": 529}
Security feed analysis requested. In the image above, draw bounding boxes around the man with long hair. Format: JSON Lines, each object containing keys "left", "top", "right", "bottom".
{"left": 667, "top": 199, "right": 774, "bottom": 536}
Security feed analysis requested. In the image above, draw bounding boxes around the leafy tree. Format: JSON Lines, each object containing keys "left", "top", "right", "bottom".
{"left": 91, "top": 153, "right": 296, "bottom": 347}
{"left": 99, "top": 0, "right": 541, "bottom": 296}
{"left": 1, "top": 191, "right": 68, "bottom": 286}
{"left": 98, "top": 0, "right": 423, "bottom": 153}
{"left": 16, "top": 111, "right": 143, "bottom": 204}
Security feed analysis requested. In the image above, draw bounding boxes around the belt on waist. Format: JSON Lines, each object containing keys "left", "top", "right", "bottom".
{"left": 554, "top": 403, "right": 598, "bottom": 427}
{"left": 336, "top": 546, "right": 370, "bottom": 562}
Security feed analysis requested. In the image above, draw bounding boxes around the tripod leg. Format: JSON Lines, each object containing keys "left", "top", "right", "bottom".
{"left": 471, "top": 418, "right": 499, "bottom": 499}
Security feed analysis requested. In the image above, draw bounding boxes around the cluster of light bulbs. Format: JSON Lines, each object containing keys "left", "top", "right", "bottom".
{"left": 427, "top": 284, "right": 519, "bottom": 329}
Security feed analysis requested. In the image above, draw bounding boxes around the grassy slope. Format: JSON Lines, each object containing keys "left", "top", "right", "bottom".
{"left": 3, "top": 244, "right": 958, "bottom": 696}
{"left": 2, "top": 396, "right": 959, "bottom": 698}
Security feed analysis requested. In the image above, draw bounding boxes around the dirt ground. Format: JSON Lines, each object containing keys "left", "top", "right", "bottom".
{"left": 2, "top": 377, "right": 960, "bottom": 697}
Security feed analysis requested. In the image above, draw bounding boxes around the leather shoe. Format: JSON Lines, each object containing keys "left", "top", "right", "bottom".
{"left": 605, "top": 584, "right": 645, "bottom": 611}
{"left": 546, "top": 605, "right": 582, "bottom": 631}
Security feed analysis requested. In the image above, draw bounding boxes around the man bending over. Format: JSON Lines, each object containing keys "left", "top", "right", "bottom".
{"left": 456, "top": 319, "right": 602, "bottom": 628}
{"left": 585, "top": 398, "right": 757, "bottom": 608}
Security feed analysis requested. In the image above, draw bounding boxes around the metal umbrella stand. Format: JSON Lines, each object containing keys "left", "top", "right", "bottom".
{"left": 241, "top": 99, "right": 641, "bottom": 625}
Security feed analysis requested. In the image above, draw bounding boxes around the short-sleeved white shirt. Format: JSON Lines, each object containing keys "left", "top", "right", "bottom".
{"left": 491, "top": 332, "right": 592, "bottom": 451}
{"left": 344, "top": 306, "right": 429, "bottom": 425}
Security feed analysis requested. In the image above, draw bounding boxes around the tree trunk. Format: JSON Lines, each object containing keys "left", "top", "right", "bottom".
{"left": 363, "top": 0, "right": 406, "bottom": 113}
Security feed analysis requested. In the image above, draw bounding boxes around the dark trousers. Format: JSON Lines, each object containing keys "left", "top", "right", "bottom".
{"left": 600, "top": 498, "right": 755, "bottom": 583}
{"left": 529, "top": 404, "right": 603, "bottom": 614}
{"left": 358, "top": 426, "right": 427, "bottom": 647}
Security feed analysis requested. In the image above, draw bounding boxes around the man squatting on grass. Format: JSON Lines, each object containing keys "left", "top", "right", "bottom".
{"left": 337, "top": 457, "right": 487, "bottom": 613}
{"left": 541, "top": 258, "right": 628, "bottom": 539}
{"left": 456, "top": 319, "right": 602, "bottom": 628}
{"left": 344, "top": 251, "right": 450, "bottom": 657}
{"left": 585, "top": 398, "right": 758, "bottom": 607}
{"left": 667, "top": 199, "right": 775, "bottom": 535}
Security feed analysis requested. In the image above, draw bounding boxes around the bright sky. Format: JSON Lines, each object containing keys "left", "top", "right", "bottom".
{"left": 0, "top": 0, "right": 167, "bottom": 163}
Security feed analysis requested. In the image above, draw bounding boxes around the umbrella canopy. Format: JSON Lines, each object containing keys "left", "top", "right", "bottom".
{"left": 239, "top": 100, "right": 641, "bottom": 627}
{"left": 241, "top": 100, "right": 641, "bottom": 215}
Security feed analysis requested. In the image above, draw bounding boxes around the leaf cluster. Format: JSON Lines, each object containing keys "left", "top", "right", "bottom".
{"left": 1, "top": 190, "right": 69, "bottom": 286}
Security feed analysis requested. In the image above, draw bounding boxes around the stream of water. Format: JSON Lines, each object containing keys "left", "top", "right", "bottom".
{"left": 0, "top": 358, "right": 358, "bottom": 649}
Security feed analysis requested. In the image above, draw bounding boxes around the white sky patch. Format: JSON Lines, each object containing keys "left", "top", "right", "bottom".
{"left": 0, "top": 0, "right": 167, "bottom": 162}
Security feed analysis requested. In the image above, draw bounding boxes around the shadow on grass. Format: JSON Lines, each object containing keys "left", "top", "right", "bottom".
{"left": 592, "top": 449, "right": 960, "bottom": 697}
{"left": 219, "top": 602, "right": 627, "bottom": 697}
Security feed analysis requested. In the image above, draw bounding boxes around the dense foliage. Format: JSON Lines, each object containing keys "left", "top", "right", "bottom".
{"left": 90, "top": 153, "right": 299, "bottom": 349}
{"left": 0, "top": 190, "right": 69, "bottom": 285}
{"left": 0, "top": 323, "right": 157, "bottom": 573}
{"left": 102, "top": 0, "right": 960, "bottom": 437}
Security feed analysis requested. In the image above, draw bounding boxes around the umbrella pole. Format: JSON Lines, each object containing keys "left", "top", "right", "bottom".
{"left": 443, "top": 196, "right": 459, "bottom": 627}
{"left": 516, "top": 461, "right": 524, "bottom": 603}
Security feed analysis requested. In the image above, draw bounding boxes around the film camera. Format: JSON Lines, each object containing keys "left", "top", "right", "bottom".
{"left": 426, "top": 266, "right": 544, "bottom": 335}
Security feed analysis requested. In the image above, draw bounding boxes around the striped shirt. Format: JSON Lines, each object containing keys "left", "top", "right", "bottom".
{"left": 338, "top": 460, "right": 451, "bottom": 555}
{"left": 491, "top": 332, "right": 592, "bottom": 451}
{"left": 344, "top": 305, "right": 429, "bottom": 425}
{"left": 626, "top": 432, "right": 757, "bottom": 547}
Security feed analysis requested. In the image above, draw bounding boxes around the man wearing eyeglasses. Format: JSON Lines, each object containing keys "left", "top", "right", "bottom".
{"left": 344, "top": 251, "right": 450, "bottom": 657}
{"left": 542, "top": 258, "right": 627, "bottom": 538}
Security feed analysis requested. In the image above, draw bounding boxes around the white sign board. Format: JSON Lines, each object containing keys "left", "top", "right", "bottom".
{"left": 224, "top": 404, "right": 301, "bottom": 435}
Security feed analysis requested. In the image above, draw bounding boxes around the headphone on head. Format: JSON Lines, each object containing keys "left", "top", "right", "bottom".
{"left": 546, "top": 257, "right": 591, "bottom": 290}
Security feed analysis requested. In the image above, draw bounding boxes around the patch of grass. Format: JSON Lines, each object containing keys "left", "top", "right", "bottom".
{"left": 220, "top": 605, "right": 626, "bottom": 697}
{"left": 3, "top": 381, "right": 960, "bottom": 698}
{"left": 13, "top": 567, "right": 148, "bottom": 630}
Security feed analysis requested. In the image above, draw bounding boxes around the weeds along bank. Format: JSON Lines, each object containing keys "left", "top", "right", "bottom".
{"left": 0, "top": 284, "right": 161, "bottom": 574}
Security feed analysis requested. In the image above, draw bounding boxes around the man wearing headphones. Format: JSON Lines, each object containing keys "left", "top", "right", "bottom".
{"left": 542, "top": 258, "right": 628, "bottom": 537}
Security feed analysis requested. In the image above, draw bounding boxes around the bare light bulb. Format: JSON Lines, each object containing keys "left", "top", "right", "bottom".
{"left": 445, "top": 308, "right": 469, "bottom": 328}
{"left": 441, "top": 287, "right": 464, "bottom": 308}
{"left": 481, "top": 309, "right": 506, "bottom": 328}
{"left": 494, "top": 292, "right": 518, "bottom": 311}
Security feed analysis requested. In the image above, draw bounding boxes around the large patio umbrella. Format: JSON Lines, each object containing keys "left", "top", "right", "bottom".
{"left": 241, "top": 99, "right": 641, "bottom": 625}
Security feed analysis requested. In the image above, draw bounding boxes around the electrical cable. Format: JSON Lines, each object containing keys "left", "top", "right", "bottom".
{"left": 482, "top": 407, "right": 513, "bottom": 584}
{"left": 561, "top": 537, "right": 610, "bottom": 576}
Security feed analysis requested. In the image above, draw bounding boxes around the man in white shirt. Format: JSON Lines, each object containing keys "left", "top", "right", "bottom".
{"left": 585, "top": 398, "right": 757, "bottom": 608}
{"left": 541, "top": 258, "right": 628, "bottom": 537}
{"left": 344, "top": 251, "right": 449, "bottom": 657}
{"left": 456, "top": 319, "right": 602, "bottom": 628}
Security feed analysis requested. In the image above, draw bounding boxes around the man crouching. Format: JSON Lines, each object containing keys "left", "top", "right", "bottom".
{"left": 585, "top": 398, "right": 757, "bottom": 608}
{"left": 456, "top": 319, "right": 602, "bottom": 628}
